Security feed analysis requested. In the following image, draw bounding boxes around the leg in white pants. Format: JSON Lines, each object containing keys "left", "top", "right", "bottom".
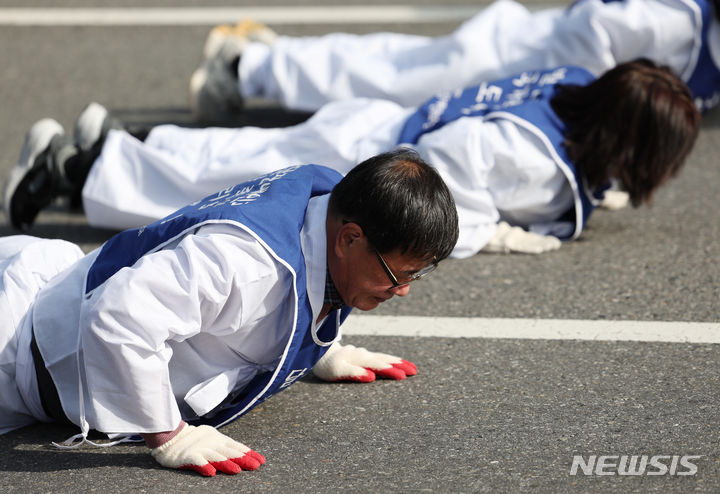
{"left": 239, "top": 0, "right": 696, "bottom": 111}
{"left": 239, "top": 0, "right": 563, "bottom": 110}
{"left": 0, "top": 237, "right": 84, "bottom": 435}
{"left": 82, "top": 99, "right": 411, "bottom": 230}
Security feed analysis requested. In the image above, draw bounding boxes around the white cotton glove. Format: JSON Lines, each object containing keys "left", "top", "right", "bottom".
{"left": 599, "top": 190, "right": 630, "bottom": 210}
{"left": 482, "top": 221, "right": 561, "bottom": 254}
{"left": 312, "top": 341, "right": 417, "bottom": 382}
{"left": 150, "top": 423, "right": 265, "bottom": 477}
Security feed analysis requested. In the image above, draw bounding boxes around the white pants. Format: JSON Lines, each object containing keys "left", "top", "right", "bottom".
{"left": 81, "top": 96, "right": 572, "bottom": 259}
{"left": 83, "top": 99, "right": 412, "bottom": 230}
{"left": 239, "top": 0, "right": 696, "bottom": 110}
{"left": 0, "top": 236, "right": 84, "bottom": 434}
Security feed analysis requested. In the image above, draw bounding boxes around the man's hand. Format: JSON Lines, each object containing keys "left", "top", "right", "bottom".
{"left": 483, "top": 221, "right": 561, "bottom": 254}
{"left": 149, "top": 423, "right": 265, "bottom": 476}
{"left": 312, "top": 341, "right": 417, "bottom": 382}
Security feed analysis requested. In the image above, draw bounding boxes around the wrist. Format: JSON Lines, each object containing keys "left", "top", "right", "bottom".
{"left": 141, "top": 421, "right": 187, "bottom": 449}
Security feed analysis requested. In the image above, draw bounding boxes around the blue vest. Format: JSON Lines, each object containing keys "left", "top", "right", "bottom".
{"left": 398, "top": 66, "right": 601, "bottom": 240}
{"left": 589, "top": 0, "right": 720, "bottom": 112}
{"left": 682, "top": 0, "right": 720, "bottom": 112}
{"left": 85, "top": 164, "right": 352, "bottom": 428}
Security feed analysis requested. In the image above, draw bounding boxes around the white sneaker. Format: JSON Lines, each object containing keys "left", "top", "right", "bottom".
{"left": 73, "top": 102, "right": 123, "bottom": 153}
{"left": 4, "top": 119, "right": 67, "bottom": 229}
{"left": 203, "top": 18, "right": 277, "bottom": 60}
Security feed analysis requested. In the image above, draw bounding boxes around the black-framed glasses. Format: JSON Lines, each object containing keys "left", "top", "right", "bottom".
{"left": 374, "top": 248, "right": 437, "bottom": 289}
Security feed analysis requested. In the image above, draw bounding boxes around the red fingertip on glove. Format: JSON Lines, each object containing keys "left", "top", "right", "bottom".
{"left": 372, "top": 360, "right": 418, "bottom": 380}
{"left": 211, "top": 459, "right": 243, "bottom": 475}
{"left": 325, "top": 368, "right": 377, "bottom": 382}
{"left": 182, "top": 463, "right": 218, "bottom": 477}
{"left": 372, "top": 365, "right": 407, "bottom": 380}
{"left": 234, "top": 450, "right": 266, "bottom": 470}
{"left": 344, "top": 368, "right": 377, "bottom": 383}
{"left": 180, "top": 450, "right": 266, "bottom": 476}
{"left": 248, "top": 450, "right": 267, "bottom": 465}
{"left": 395, "top": 359, "right": 418, "bottom": 376}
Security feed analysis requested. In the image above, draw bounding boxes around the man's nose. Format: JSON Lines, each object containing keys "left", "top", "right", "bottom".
{"left": 389, "top": 284, "right": 411, "bottom": 297}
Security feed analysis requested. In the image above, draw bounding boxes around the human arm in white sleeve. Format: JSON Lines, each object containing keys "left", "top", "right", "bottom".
{"left": 409, "top": 118, "right": 502, "bottom": 259}
{"left": 80, "top": 226, "right": 287, "bottom": 434}
{"left": 410, "top": 115, "right": 569, "bottom": 256}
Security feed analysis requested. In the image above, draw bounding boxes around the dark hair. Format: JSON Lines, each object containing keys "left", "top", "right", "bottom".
{"left": 551, "top": 58, "right": 701, "bottom": 206}
{"left": 328, "top": 148, "right": 459, "bottom": 262}
{"left": 713, "top": 0, "right": 720, "bottom": 21}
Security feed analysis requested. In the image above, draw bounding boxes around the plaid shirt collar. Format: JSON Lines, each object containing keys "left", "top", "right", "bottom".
{"left": 323, "top": 267, "right": 345, "bottom": 311}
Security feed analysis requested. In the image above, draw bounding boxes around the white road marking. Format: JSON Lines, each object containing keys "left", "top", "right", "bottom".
{"left": 342, "top": 315, "right": 720, "bottom": 344}
{"left": 0, "top": 5, "right": 558, "bottom": 26}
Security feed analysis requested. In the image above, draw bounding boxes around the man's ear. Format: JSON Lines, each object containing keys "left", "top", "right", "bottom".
{"left": 335, "top": 222, "right": 365, "bottom": 258}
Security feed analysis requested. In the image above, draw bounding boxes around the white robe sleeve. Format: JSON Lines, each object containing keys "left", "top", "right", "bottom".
{"left": 543, "top": 0, "right": 695, "bottom": 79}
{"left": 80, "top": 227, "right": 288, "bottom": 433}
{"left": 410, "top": 114, "right": 573, "bottom": 258}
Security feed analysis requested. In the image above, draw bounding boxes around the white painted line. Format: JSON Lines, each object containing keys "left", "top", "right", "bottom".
{"left": 341, "top": 315, "right": 720, "bottom": 344}
{"left": 0, "top": 6, "right": 486, "bottom": 26}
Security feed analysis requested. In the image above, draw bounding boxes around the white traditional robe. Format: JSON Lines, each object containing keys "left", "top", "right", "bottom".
{"left": 84, "top": 90, "right": 573, "bottom": 259}
{"left": 0, "top": 196, "right": 331, "bottom": 435}
{"left": 239, "top": 0, "right": 701, "bottom": 110}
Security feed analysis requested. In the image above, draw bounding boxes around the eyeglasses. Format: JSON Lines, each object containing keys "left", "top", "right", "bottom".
{"left": 374, "top": 248, "right": 437, "bottom": 289}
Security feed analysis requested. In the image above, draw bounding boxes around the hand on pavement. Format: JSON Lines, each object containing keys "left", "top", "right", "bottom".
{"left": 312, "top": 341, "right": 417, "bottom": 382}
{"left": 599, "top": 190, "right": 630, "bottom": 210}
{"left": 482, "top": 221, "right": 561, "bottom": 254}
{"left": 150, "top": 423, "right": 265, "bottom": 477}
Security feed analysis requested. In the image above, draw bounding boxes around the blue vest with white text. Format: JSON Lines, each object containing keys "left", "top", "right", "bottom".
{"left": 591, "top": 0, "right": 720, "bottom": 112}
{"left": 85, "top": 164, "right": 352, "bottom": 428}
{"left": 398, "top": 65, "right": 600, "bottom": 240}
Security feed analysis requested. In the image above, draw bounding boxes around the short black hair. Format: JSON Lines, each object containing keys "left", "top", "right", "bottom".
{"left": 328, "top": 148, "right": 459, "bottom": 262}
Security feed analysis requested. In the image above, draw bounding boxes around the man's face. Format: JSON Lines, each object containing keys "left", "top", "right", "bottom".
{"left": 329, "top": 223, "right": 431, "bottom": 311}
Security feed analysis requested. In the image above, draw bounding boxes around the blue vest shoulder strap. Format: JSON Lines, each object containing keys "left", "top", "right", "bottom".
{"left": 86, "top": 164, "right": 342, "bottom": 293}
{"left": 398, "top": 66, "right": 593, "bottom": 145}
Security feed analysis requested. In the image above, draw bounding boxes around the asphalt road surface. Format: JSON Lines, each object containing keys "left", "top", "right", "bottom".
{"left": 0, "top": 2, "right": 717, "bottom": 493}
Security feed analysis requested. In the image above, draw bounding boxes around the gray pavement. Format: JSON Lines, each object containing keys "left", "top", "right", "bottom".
{"left": 0, "top": 2, "right": 718, "bottom": 493}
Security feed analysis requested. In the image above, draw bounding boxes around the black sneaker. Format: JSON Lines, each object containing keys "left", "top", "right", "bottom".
{"left": 3, "top": 118, "right": 77, "bottom": 230}
{"left": 189, "top": 40, "right": 246, "bottom": 124}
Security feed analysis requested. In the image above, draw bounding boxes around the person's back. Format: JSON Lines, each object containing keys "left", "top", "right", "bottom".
{"left": 1, "top": 151, "right": 459, "bottom": 476}
{"left": 192, "top": 0, "right": 715, "bottom": 120}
